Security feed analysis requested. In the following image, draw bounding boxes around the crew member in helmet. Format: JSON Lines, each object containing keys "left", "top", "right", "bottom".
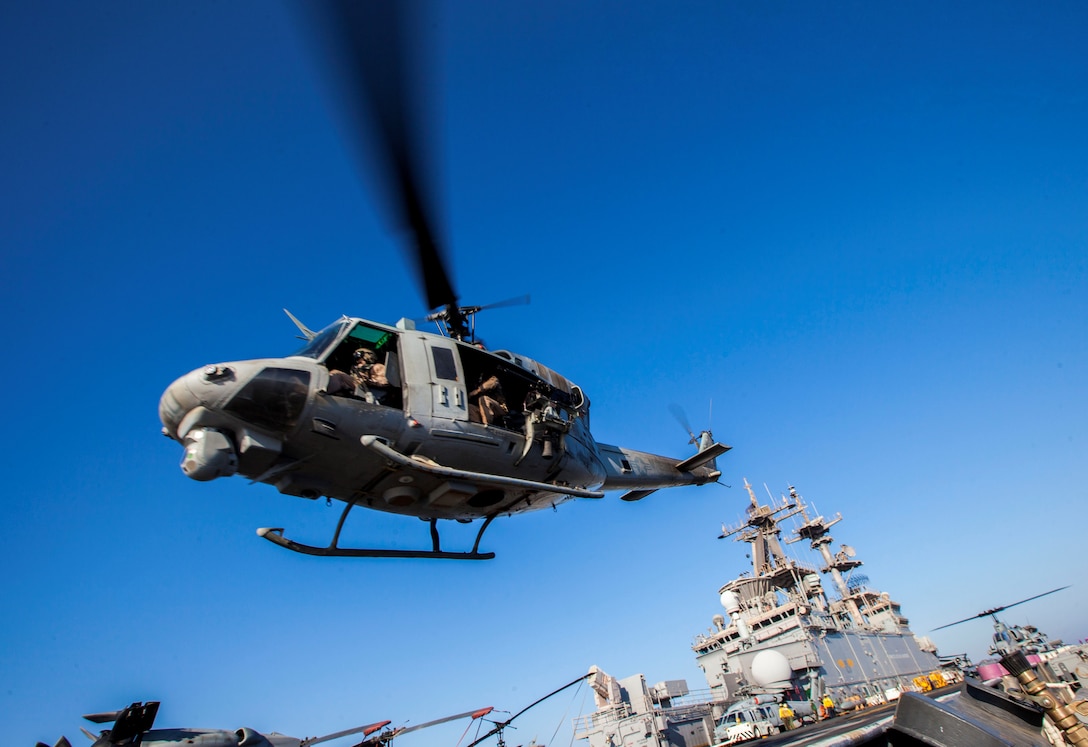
{"left": 351, "top": 348, "right": 388, "bottom": 388}
{"left": 326, "top": 348, "right": 389, "bottom": 400}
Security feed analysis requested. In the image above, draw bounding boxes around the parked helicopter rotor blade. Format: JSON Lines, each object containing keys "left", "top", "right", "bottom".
{"left": 973, "top": 584, "right": 1072, "bottom": 619}
{"left": 374, "top": 706, "right": 495, "bottom": 744}
{"left": 294, "top": 1, "right": 459, "bottom": 314}
{"left": 463, "top": 674, "right": 590, "bottom": 747}
{"left": 931, "top": 585, "right": 1071, "bottom": 631}
{"left": 302, "top": 719, "right": 392, "bottom": 747}
{"left": 393, "top": 706, "right": 494, "bottom": 737}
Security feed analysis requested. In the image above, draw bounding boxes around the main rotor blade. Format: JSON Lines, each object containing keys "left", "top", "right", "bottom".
{"left": 396, "top": 706, "right": 495, "bottom": 736}
{"left": 303, "top": 719, "right": 392, "bottom": 747}
{"left": 463, "top": 674, "right": 590, "bottom": 747}
{"left": 977, "top": 585, "right": 1071, "bottom": 618}
{"left": 475, "top": 294, "right": 531, "bottom": 313}
{"left": 932, "top": 585, "right": 1071, "bottom": 631}
{"left": 295, "top": 0, "right": 458, "bottom": 312}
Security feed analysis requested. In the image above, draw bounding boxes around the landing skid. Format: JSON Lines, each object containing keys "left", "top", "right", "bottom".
{"left": 256, "top": 500, "right": 498, "bottom": 560}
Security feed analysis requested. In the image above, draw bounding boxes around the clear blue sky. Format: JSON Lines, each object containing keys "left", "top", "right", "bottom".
{"left": 3, "top": 1, "right": 1086, "bottom": 745}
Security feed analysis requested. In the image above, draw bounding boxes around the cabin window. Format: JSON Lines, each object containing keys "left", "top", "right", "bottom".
{"left": 431, "top": 347, "right": 458, "bottom": 380}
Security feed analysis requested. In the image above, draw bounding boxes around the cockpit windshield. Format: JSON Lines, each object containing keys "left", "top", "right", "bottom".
{"left": 291, "top": 320, "right": 350, "bottom": 360}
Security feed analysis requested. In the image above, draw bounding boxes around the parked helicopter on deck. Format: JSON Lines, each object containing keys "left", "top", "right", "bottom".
{"left": 157, "top": 2, "right": 729, "bottom": 560}
{"left": 37, "top": 700, "right": 495, "bottom": 747}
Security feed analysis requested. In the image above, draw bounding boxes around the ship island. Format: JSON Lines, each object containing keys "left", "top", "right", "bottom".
{"left": 573, "top": 480, "right": 958, "bottom": 747}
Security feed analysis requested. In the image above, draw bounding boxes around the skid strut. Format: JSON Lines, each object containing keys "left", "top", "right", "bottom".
{"left": 257, "top": 498, "right": 497, "bottom": 560}
{"left": 256, "top": 435, "right": 602, "bottom": 560}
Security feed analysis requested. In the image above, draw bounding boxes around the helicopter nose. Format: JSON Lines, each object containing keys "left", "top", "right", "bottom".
{"left": 159, "top": 364, "right": 235, "bottom": 439}
{"left": 160, "top": 374, "right": 197, "bottom": 439}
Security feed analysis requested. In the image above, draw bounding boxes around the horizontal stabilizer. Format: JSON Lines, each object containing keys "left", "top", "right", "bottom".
{"left": 675, "top": 442, "right": 730, "bottom": 473}
{"left": 619, "top": 488, "right": 658, "bottom": 502}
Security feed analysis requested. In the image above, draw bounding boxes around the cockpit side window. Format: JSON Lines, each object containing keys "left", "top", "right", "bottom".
{"left": 323, "top": 322, "right": 403, "bottom": 408}
{"left": 325, "top": 322, "right": 396, "bottom": 373}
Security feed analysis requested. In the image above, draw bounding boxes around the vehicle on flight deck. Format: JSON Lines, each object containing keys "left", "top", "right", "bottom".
{"left": 157, "top": 3, "right": 729, "bottom": 560}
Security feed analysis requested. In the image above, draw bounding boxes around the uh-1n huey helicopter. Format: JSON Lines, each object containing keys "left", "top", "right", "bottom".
{"left": 157, "top": 2, "right": 729, "bottom": 560}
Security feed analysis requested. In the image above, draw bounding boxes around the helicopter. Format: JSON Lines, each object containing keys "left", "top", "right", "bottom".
{"left": 158, "top": 3, "right": 729, "bottom": 560}
{"left": 38, "top": 700, "right": 495, "bottom": 747}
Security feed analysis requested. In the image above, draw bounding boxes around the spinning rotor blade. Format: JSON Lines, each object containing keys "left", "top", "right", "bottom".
{"left": 932, "top": 585, "right": 1070, "bottom": 631}
{"left": 668, "top": 403, "right": 701, "bottom": 445}
{"left": 469, "top": 294, "right": 531, "bottom": 314}
{"left": 421, "top": 294, "right": 530, "bottom": 323}
{"left": 296, "top": 1, "right": 458, "bottom": 313}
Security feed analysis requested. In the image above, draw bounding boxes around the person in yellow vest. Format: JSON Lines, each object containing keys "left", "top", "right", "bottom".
{"left": 821, "top": 694, "right": 836, "bottom": 719}
{"left": 778, "top": 702, "right": 796, "bottom": 731}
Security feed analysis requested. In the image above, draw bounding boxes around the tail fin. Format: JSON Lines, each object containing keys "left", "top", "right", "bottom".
{"left": 675, "top": 430, "right": 729, "bottom": 474}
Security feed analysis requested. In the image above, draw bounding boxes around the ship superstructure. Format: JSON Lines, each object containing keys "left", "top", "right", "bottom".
{"left": 574, "top": 482, "right": 956, "bottom": 747}
{"left": 692, "top": 480, "right": 947, "bottom": 707}
{"left": 573, "top": 668, "right": 729, "bottom": 747}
